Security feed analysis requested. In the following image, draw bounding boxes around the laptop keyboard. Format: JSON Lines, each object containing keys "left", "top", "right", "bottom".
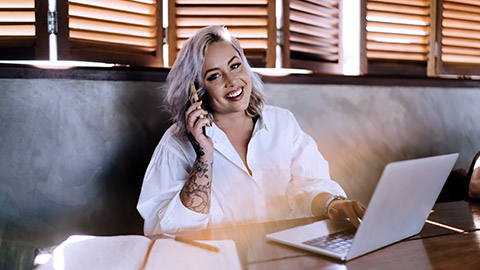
{"left": 302, "top": 228, "right": 357, "bottom": 254}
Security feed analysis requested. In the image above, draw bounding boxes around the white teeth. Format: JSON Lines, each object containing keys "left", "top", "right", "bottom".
{"left": 227, "top": 88, "right": 242, "bottom": 98}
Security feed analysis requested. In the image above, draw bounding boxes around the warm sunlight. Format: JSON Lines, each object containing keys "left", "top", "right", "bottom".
{"left": 53, "top": 235, "right": 96, "bottom": 270}
{"left": 0, "top": 60, "right": 115, "bottom": 69}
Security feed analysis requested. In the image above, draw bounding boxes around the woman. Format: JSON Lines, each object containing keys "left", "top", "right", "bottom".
{"left": 137, "top": 26, "right": 365, "bottom": 235}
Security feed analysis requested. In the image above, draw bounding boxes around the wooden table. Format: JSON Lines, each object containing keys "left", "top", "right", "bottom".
{"left": 4, "top": 201, "right": 479, "bottom": 269}
{"left": 171, "top": 201, "right": 480, "bottom": 270}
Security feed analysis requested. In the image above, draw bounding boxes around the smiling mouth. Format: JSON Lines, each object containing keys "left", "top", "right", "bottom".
{"left": 226, "top": 87, "right": 243, "bottom": 98}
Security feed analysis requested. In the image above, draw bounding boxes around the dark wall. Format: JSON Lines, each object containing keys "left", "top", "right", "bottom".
{"left": 1, "top": 77, "right": 480, "bottom": 269}
{"left": 0, "top": 79, "right": 168, "bottom": 268}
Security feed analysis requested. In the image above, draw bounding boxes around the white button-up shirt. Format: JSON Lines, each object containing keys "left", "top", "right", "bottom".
{"left": 137, "top": 105, "right": 346, "bottom": 235}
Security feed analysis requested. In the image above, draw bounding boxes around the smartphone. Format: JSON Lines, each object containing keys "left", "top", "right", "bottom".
{"left": 191, "top": 82, "right": 204, "bottom": 119}
{"left": 191, "top": 82, "right": 206, "bottom": 135}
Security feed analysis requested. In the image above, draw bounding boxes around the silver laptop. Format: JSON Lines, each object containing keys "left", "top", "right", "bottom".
{"left": 266, "top": 153, "right": 459, "bottom": 261}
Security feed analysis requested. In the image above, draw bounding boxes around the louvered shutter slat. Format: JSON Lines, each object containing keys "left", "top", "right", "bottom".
{"left": 69, "top": 0, "right": 156, "bottom": 14}
{"left": 62, "top": 0, "right": 162, "bottom": 66}
{"left": 177, "top": 0, "right": 267, "bottom": 4}
{"left": 176, "top": 27, "right": 268, "bottom": 38}
{"left": 69, "top": 18, "right": 157, "bottom": 38}
{"left": 176, "top": 17, "right": 268, "bottom": 27}
{"left": 283, "top": 0, "right": 342, "bottom": 73}
{"left": 440, "top": 0, "right": 480, "bottom": 66}
{"left": 169, "top": 0, "right": 275, "bottom": 67}
{"left": 366, "top": 32, "right": 428, "bottom": 44}
{"left": 366, "top": 0, "right": 430, "bottom": 62}
{"left": 0, "top": 0, "right": 35, "bottom": 46}
{"left": 176, "top": 6, "right": 267, "bottom": 15}
{"left": 68, "top": 4, "right": 156, "bottom": 26}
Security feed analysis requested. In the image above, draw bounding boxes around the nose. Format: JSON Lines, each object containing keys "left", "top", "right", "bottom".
{"left": 224, "top": 72, "right": 236, "bottom": 88}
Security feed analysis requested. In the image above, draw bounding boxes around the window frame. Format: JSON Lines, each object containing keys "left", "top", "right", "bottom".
{"left": 55, "top": 0, "right": 164, "bottom": 67}
{"left": 429, "top": 0, "right": 480, "bottom": 77}
{"left": 360, "top": 0, "right": 430, "bottom": 76}
{"left": 1, "top": 0, "right": 480, "bottom": 80}
{"left": 282, "top": 0, "right": 344, "bottom": 74}
{"left": 0, "top": 0, "right": 49, "bottom": 61}
{"left": 167, "top": 0, "right": 276, "bottom": 68}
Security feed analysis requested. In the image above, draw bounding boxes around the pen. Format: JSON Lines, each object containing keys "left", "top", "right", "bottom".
{"left": 163, "top": 233, "right": 220, "bottom": 252}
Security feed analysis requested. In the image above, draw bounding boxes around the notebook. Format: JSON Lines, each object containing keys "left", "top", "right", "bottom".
{"left": 35, "top": 235, "right": 242, "bottom": 270}
{"left": 266, "top": 153, "right": 459, "bottom": 261}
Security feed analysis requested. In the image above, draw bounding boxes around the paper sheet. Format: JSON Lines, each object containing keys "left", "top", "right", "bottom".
{"left": 36, "top": 235, "right": 242, "bottom": 270}
{"left": 145, "top": 239, "right": 242, "bottom": 270}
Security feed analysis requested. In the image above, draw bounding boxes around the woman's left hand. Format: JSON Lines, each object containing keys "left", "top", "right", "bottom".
{"left": 327, "top": 200, "right": 366, "bottom": 228}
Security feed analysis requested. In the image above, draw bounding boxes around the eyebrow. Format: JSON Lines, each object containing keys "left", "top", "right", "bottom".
{"left": 203, "top": 56, "right": 239, "bottom": 79}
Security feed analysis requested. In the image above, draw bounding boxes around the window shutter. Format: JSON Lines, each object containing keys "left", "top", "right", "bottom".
{"left": 430, "top": 0, "right": 480, "bottom": 77}
{"left": 282, "top": 0, "right": 342, "bottom": 74}
{"left": 56, "top": 0, "right": 163, "bottom": 67}
{"left": 168, "top": 0, "right": 276, "bottom": 68}
{"left": 0, "top": 0, "right": 49, "bottom": 60}
{"left": 364, "top": 0, "right": 430, "bottom": 75}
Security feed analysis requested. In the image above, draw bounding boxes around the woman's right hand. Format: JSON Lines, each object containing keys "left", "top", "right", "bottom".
{"left": 185, "top": 100, "right": 213, "bottom": 158}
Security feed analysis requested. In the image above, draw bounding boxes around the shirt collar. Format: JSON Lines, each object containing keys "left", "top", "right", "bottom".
{"left": 256, "top": 113, "right": 270, "bottom": 133}
{"left": 204, "top": 111, "right": 270, "bottom": 139}
{"left": 205, "top": 122, "right": 215, "bottom": 139}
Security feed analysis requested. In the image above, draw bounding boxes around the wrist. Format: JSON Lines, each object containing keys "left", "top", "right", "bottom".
{"left": 324, "top": 195, "right": 347, "bottom": 218}
{"left": 197, "top": 149, "right": 213, "bottom": 161}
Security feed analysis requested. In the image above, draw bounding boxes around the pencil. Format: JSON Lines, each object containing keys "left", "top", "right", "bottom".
{"left": 163, "top": 233, "right": 220, "bottom": 252}
{"left": 425, "top": 219, "right": 467, "bottom": 234}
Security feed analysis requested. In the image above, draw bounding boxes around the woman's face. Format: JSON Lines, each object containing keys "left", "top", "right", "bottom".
{"left": 201, "top": 40, "right": 252, "bottom": 118}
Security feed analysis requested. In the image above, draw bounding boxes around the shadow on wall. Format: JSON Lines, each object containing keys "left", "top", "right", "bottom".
{"left": 264, "top": 84, "right": 480, "bottom": 205}
{"left": 0, "top": 79, "right": 170, "bottom": 247}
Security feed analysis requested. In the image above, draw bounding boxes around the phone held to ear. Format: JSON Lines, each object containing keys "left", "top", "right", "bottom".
{"left": 191, "top": 82, "right": 206, "bottom": 135}
{"left": 191, "top": 82, "right": 204, "bottom": 119}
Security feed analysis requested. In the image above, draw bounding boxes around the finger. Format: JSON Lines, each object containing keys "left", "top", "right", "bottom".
{"left": 186, "top": 101, "right": 204, "bottom": 118}
{"left": 186, "top": 108, "right": 208, "bottom": 129}
{"left": 353, "top": 202, "right": 366, "bottom": 219}
{"left": 350, "top": 216, "right": 361, "bottom": 228}
{"left": 185, "top": 100, "right": 203, "bottom": 117}
{"left": 192, "top": 118, "right": 210, "bottom": 135}
{"left": 331, "top": 201, "right": 361, "bottom": 228}
{"left": 341, "top": 204, "right": 361, "bottom": 228}
{"left": 191, "top": 120, "right": 212, "bottom": 148}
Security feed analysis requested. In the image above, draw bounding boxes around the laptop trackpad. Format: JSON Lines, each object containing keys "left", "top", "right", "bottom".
{"left": 267, "top": 219, "right": 355, "bottom": 244}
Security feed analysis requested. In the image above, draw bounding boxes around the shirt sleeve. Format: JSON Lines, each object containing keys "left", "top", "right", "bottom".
{"left": 136, "top": 137, "right": 211, "bottom": 235}
{"left": 285, "top": 111, "right": 347, "bottom": 218}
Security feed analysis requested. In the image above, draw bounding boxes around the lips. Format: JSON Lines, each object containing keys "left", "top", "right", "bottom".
{"left": 225, "top": 87, "right": 244, "bottom": 101}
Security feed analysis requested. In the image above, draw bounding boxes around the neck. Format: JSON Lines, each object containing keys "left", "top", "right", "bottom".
{"left": 214, "top": 111, "right": 252, "bottom": 132}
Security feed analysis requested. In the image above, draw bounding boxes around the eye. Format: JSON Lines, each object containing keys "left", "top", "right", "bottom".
{"left": 207, "top": 73, "right": 219, "bottom": 81}
{"left": 231, "top": 62, "right": 241, "bottom": 70}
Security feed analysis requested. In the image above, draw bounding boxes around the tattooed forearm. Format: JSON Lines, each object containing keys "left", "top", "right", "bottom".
{"left": 180, "top": 177, "right": 211, "bottom": 213}
{"left": 193, "top": 159, "right": 209, "bottom": 179}
{"left": 180, "top": 158, "right": 212, "bottom": 214}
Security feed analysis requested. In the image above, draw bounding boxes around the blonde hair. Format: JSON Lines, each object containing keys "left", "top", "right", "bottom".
{"left": 164, "top": 26, "right": 265, "bottom": 137}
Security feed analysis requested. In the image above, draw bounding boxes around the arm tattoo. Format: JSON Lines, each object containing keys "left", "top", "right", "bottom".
{"left": 185, "top": 130, "right": 205, "bottom": 157}
{"left": 180, "top": 159, "right": 212, "bottom": 214}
